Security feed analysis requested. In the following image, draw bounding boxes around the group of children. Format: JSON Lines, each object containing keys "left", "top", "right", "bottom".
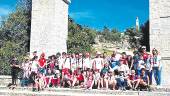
{"left": 19, "top": 46, "right": 161, "bottom": 91}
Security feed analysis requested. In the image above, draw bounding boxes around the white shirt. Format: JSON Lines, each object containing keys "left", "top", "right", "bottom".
{"left": 93, "top": 58, "right": 103, "bottom": 70}
{"left": 31, "top": 61, "right": 38, "bottom": 72}
{"left": 115, "top": 54, "right": 122, "bottom": 61}
{"left": 153, "top": 55, "right": 161, "bottom": 67}
{"left": 137, "top": 60, "right": 145, "bottom": 70}
{"left": 22, "top": 62, "right": 30, "bottom": 71}
{"left": 58, "top": 57, "right": 66, "bottom": 69}
{"left": 63, "top": 58, "right": 71, "bottom": 69}
{"left": 118, "top": 64, "right": 129, "bottom": 75}
{"left": 78, "top": 58, "right": 84, "bottom": 68}
{"left": 71, "top": 58, "right": 76, "bottom": 70}
{"left": 84, "top": 58, "right": 92, "bottom": 69}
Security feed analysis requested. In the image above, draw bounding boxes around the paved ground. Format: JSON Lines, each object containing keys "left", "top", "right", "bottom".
{"left": 0, "top": 86, "right": 170, "bottom": 96}
{"left": 1, "top": 76, "right": 170, "bottom": 96}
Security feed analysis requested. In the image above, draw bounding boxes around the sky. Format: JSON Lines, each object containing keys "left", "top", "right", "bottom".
{"left": 69, "top": 0, "right": 149, "bottom": 31}
{"left": 0, "top": 0, "right": 149, "bottom": 32}
{"left": 0, "top": 0, "right": 17, "bottom": 20}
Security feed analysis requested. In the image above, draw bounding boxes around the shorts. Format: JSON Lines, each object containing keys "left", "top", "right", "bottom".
{"left": 51, "top": 78, "right": 60, "bottom": 86}
{"left": 95, "top": 74, "right": 100, "bottom": 81}
{"left": 78, "top": 80, "right": 84, "bottom": 85}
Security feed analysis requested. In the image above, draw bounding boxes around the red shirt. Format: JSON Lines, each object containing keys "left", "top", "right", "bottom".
{"left": 128, "top": 74, "right": 138, "bottom": 80}
{"left": 50, "top": 63, "right": 55, "bottom": 69}
{"left": 143, "top": 52, "right": 148, "bottom": 62}
{"left": 121, "top": 57, "right": 128, "bottom": 65}
{"left": 38, "top": 58, "right": 46, "bottom": 68}
{"left": 73, "top": 70, "right": 78, "bottom": 75}
{"left": 77, "top": 74, "right": 84, "bottom": 81}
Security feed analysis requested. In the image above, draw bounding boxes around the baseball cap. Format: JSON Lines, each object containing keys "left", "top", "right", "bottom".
{"left": 142, "top": 46, "right": 146, "bottom": 49}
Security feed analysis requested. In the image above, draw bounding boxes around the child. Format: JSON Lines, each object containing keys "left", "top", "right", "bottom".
{"left": 49, "top": 55, "right": 56, "bottom": 73}
{"left": 121, "top": 52, "right": 128, "bottom": 65}
{"left": 51, "top": 70, "right": 61, "bottom": 87}
{"left": 84, "top": 52, "right": 92, "bottom": 71}
{"left": 93, "top": 69, "right": 101, "bottom": 89}
{"left": 108, "top": 71, "right": 117, "bottom": 90}
{"left": 93, "top": 52, "right": 104, "bottom": 72}
{"left": 29, "top": 72, "right": 37, "bottom": 91}
{"left": 45, "top": 68, "right": 53, "bottom": 88}
{"left": 70, "top": 53, "right": 77, "bottom": 73}
{"left": 22, "top": 59, "right": 31, "bottom": 79}
{"left": 145, "top": 54, "right": 153, "bottom": 85}
{"left": 110, "top": 53, "right": 119, "bottom": 71}
{"left": 82, "top": 70, "right": 87, "bottom": 88}
{"left": 31, "top": 56, "right": 38, "bottom": 75}
{"left": 116, "top": 59, "right": 129, "bottom": 91}
{"left": 127, "top": 70, "right": 139, "bottom": 90}
{"left": 62, "top": 54, "right": 71, "bottom": 84}
{"left": 139, "top": 68, "right": 149, "bottom": 90}
{"left": 38, "top": 53, "right": 46, "bottom": 74}
{"left": 137, "top": 55, "right": 145, "bottom": 76}
{"left": 116, "top": 71, "right": 126, "bottom": 90}
{"left": 35, "top": 73, "right": 45, "bottom": 91}
{"left": 72, "top": 69, "right": 84, "bottom": 88}
{"left": 85, "top": 70, "right": 94, "bottom": 89}
{"left": 100, "top": 63, "right": 110, "bottom": 89}
{"left": 63, "top": 70, "right": 73, "bottom": 88}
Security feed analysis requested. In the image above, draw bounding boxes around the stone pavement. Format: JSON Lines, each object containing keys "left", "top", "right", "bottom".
{"left": 1, "top": 76, "right": 170, "bottom": 96}
{"left": 0, "top": 86, "right": 170, "bottom": 96}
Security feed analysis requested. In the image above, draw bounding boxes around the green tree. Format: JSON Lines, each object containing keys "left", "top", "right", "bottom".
{"left": 67, "top": 17, "right": 96, "bottom": 53}
{"left": 124, "top": 28, "right": 142, "bottom": 48}
{"left": 101, "top": 26, "right": 111, "bottom": 42}
{"left": 99, "top": 26, "right": 121, "bottom": 43}
{"left": 110, "top": 28, "right": 121, "bottom": 42}
{"left": 0, "top": 0, "right": 31, "bottom": 75}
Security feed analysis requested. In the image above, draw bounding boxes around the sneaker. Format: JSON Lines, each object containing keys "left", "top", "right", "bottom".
{"left": 32, "top": 88, "right": 36, "bottom": 92}
{"left": 133, "top": 88, "right": 137, "bottom": 91}
{"left": 123, "top": 87, "right": 126, "bottom": 91}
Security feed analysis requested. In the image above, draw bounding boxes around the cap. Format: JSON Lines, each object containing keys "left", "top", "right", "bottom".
{"left": 142, "top": 46, "right": 146, "bottom": 49}
{"left": 55, "top": 70, "right": 60, "bottom": 74}
{"left": 96, "top": 51, "right": 101, "bottom": 55}
{"left": 79, "top": 53, "right": 82, "bottom": 56}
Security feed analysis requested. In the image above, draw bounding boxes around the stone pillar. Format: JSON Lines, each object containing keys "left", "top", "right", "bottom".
{"left": 150, "top": 0, "right": 170, "bottom": 86}
{"left": 30, "top": 0, "right": 70, "bottom": 56}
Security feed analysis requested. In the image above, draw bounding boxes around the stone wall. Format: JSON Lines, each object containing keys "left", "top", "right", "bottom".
{"left": 30, "top": 0, "right": 70, "bottom": 56}
{"left": 150, "top": 0, "right": 170, "bottom": 86}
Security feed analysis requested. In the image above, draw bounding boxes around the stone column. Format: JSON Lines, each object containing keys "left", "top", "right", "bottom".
{"left": 30, "top": 0, "right": 70, "bottom": 56}
{"left": 150, "top": 0, "right": 170, "bottom": 86}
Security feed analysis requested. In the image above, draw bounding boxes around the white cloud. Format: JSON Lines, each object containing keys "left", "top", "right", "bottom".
{"left": 0, "top": 7, "right": 11, "bottom": 16}
{"left": 69, "top": 11, "right": 95, "bottom": 20}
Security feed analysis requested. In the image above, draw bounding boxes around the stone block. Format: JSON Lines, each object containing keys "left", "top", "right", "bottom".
{"left": 150, "top": 0, "right": 170, "bottom": 86}
{"left": 30, "top": 0, "right": 69, "bottom": 56}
